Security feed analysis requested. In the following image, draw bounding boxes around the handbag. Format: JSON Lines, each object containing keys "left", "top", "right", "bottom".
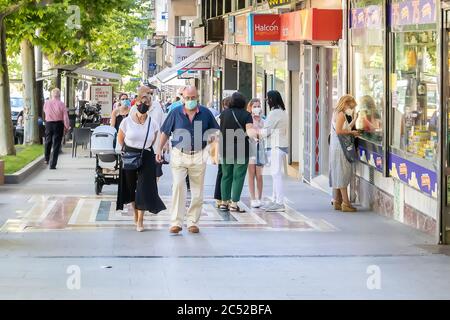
{"left": 121, "top": 116, "right": 152, "bottom": 170}
{"left": 256, "top": 140, "right": 267, "bottom": 166}
{"left": 333, "top": 123, "right": 358, "bottom": 163}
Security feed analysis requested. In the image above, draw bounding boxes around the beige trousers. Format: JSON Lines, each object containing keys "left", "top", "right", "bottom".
{"left": 170, "top": 148, "right": 207, "bottom": 228}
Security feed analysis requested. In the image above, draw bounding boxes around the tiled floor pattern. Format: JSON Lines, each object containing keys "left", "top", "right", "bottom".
{"left": 0, "top": 195, "right": 337, "bottom": 233}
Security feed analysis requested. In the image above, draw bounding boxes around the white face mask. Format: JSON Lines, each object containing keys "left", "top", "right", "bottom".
{"left": 345, "top": 109, "right": 354, "bottom": 116}
{"left": 252, "top": 107, "right": 262, "bottom": 116}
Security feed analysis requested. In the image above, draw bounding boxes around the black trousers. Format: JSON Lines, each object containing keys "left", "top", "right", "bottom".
{"left": 214, "top": 164, "right": 222, "bottom": 200}
{"left": 45, "top": 121, "right": 64, "bottom": 168}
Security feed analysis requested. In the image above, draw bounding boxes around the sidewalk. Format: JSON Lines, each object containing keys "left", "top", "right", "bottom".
{"left": 0, "top": 146, "right": 448, "bottom": 299}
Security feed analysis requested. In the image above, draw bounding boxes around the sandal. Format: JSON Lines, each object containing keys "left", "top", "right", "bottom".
{"left": 229, "top": 204, "right": 246, "bottom": 213}
{"left": 219, "top": 204, "right": 229, "bottom": 211}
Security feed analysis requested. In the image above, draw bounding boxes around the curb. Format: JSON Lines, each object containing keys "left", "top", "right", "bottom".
{"left": 4, "top": 155, "right": 45, "bottom": 184}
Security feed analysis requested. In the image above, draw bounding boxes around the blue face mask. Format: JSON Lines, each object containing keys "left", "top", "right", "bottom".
{"left": 185, "top": 100, "right": 198, "bottom": 110}
{"left": 122, "top": 99, "right": 131, "bottom": 108}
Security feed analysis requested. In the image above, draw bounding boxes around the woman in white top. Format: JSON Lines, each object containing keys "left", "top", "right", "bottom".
{"left": 259, "top": 90, "right": 289, "bottom": 212}
{"left": 247, "top": 98, "right": 265, "bottom": 208}
{"left": 116, "top": 95, "right": 166, "bottom": 232}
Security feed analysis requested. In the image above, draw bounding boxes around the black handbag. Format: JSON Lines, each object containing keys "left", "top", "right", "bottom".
{"left": 333, "top": 123, "right": 358, "bottom": 163}
{"left": 121, "top": 116, "right": 152, "bottom": 170}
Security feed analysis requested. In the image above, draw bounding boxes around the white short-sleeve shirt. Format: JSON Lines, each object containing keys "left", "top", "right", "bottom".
{"left": 119, "top": 115, "right": 159, "bottom": 150}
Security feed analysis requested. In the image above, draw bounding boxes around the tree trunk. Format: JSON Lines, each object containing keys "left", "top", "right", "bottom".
{"left": 0, "top": 17, "right": 16, "bottom": 156}
{"left": 21, "top": 39, "right": 39, "bottom": 144}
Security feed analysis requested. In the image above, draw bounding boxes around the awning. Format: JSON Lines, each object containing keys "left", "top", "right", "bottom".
{"left": 149, "top": 43, "right": 220, "bottom": 84}
{"left": 71, "top": 67, "right": 121, "bottom": 81}
{"left": 47, "top": 64, "right": 121, "bottom": 81}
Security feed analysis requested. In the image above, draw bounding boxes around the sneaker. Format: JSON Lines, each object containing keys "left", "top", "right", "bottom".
{"left": 265, "top": 203, "right": 285, "bottom": 212}
{"left": 251, "top": 200, "right": 261, "bottom": 208}
{"left": 260, "top": 201, "right": 275, "bottom": 209}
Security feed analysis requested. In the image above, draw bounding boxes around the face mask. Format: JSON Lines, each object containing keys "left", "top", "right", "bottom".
{"left": 252, "top": 107, "right": 262, "bottom": 116}
{"left": 185, "top": 100, "right": 198, "bottom": 110}
{"left": 137, "top": 103, "right": 150, "bottom": 114}
{"left": 122, "top": 99, "right": 131, "bottom": 108}
{"left": 345, "top": 109, "right": 353, "bottom": 116}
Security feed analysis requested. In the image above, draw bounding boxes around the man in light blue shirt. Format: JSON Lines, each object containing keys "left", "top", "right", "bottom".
{"left": 167, "top": 87, "right": 186, "bottom": 113}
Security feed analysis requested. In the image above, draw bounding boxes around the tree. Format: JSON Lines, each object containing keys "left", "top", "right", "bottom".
{"left": 0, "top": 0, "right": 152, "bottom": 152}
{"left": 0, "top": 1, "right": 26, "bottom": 156}
{"left": 21, "top": 38, "right": 39, "bottom": 144}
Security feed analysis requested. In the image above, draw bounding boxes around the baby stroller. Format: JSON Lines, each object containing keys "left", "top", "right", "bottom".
{"left": 91, "top": 125, "right": 120, "bottom": 195}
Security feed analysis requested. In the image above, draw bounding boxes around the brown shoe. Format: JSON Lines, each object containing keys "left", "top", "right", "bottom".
{"left": 188, "top": 226, "right": 200, "bottom": 233}
{"left": 333, "top": 202, "right": 342, "bottom": 210}
{"left": 341, "top": 203, "right": 357, "bottom": 213}
{"left": 170, "top": 226, "right": 182, "bottom": 234}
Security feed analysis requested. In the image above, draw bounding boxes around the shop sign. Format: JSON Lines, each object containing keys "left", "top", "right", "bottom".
{"left": 391, "top": 0, "right": 436, "bottom": 27}
{"left": 174, "top": 46, "right": 211, "bottom": 70}
{"left": 249, "top": 14, "right": 281, "bottom": 45}
{"left": 234, "top": 14, "right": 247, "bottom": 43}
{"left": 389, "top": 153, "right": 437, "bottom": 198}
{"left": 268, "top": 0, "right": 291, "bottom": 8}
{"left": 280, "top": 10, "right": 308, "bottom": 41}
{"left": 280, "top": 9, "right": 342, "bottom": 41}
{"left": 350, "top": 5, "right": 382, "bottom": 29}
{"left": 90, "top": 85, "right": 113, "bottom": 118}
{"left": 177, "top": 70, "right": 199, "bottom": 79}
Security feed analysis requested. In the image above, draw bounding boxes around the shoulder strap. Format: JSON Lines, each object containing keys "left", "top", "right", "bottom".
{"left": 231, "top": 110, "right": 244, "bottom": 130}
{"left": 141, "top": 116, "right": 152, "bottom": 156}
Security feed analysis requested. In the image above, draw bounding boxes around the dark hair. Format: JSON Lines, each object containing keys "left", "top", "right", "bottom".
{"left": 267, "top": 90, "right": 285, "bottom": 110}
{"left": 230, "top": 91, "right": 247, "bottom": 109}
{"left": 119, "top": 93, "right": 128, "bottom": 100}
{"left": 175, "top": 96, "right": 180, "bottom": 101}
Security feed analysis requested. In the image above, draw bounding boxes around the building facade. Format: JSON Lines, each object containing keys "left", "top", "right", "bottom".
{"left": 150, "top": 0, "right": 450, "bottom": 244}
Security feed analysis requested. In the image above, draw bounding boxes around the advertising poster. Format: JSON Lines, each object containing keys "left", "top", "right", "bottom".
{"left": 90, "top": 85, "right": 113, "bottom": 118}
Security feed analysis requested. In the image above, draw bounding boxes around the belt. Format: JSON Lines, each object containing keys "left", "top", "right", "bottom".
{"left": 177, "top": 148, "right": 202, "bottom": 155}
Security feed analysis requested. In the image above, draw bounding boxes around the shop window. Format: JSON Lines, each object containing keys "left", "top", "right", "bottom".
{"left": 274, "top": 68, "right": 286, "bottom": 101}
{"left": 350, "top": 0, "right": 385, "bottom": 145}
{"left": 225, "top": 0, "right": 232, "bottom": 13}
{"left": 218, "top": 0, "right": 223, "bottom": 16}
{"left": 391, "top": 31, "right": 438, "bottom": 161}
{"left": 206, "top": 0, "right": 211, "bottom": 19}
{"left": 212, "top": 0, "right": 217, "bottom": 18}
{"left": 201, "top": 0, "right": 206, "bottom": 20}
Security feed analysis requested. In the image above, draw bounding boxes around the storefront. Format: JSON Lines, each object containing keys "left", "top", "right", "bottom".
{"left": 348, "top": 0, "right": 442, "bottom": 239}
{"left": 222, "top": 13, "right": 253, "bottom": 101}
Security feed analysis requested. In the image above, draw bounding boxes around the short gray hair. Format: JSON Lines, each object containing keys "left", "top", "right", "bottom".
{"left": 51, "top": 88, "right": 61, "bottom": 98}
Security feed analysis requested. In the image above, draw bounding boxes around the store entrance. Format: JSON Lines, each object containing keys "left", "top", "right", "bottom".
{"left": 302, "top": 45, "right": 340, "bottom": 188}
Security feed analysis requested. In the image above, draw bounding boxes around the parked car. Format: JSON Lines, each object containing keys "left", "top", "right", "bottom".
{"left": 10, "top": 97, "right": 24, "bottom": 125}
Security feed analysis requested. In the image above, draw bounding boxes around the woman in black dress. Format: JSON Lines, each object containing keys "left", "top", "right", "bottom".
{"left": 116, "top": 95, "right": 166, "bottom": 232}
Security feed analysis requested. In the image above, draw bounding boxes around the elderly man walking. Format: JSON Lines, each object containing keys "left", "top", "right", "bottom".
{"left": 156, "top": 86, "right": 219, "bottom": 234}
{"left": 43, "top": 88, "right": 70, "bottom": 169}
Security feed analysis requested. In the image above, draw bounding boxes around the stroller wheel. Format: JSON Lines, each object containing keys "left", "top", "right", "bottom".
{"left": 95, "top": 180, "right": 103, "bottom": 195}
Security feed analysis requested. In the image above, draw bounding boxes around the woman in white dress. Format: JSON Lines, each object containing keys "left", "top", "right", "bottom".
{"left": 329, "top": 94, "right": 360, "bottom": 212}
